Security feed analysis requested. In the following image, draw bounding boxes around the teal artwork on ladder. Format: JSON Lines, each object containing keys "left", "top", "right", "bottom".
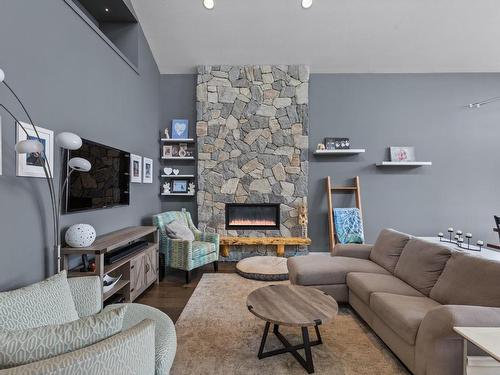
{"left": 334, "top": 208, "right": 364, "bottom": 244}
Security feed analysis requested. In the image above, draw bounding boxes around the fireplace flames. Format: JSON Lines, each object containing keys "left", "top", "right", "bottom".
{"left": 228, "top": 218, "right": 277, "bottom": 227}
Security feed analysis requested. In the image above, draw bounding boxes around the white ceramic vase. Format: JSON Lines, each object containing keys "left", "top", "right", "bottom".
{"left": 65, "top": 224, "right": 97, "bottom": 248}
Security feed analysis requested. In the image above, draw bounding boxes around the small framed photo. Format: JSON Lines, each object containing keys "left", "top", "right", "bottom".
{"left": 390, "top": 146, "right": 416, "bottom": 162}
{"left": 172, "top": 179, "right": 188, "bottom": 193}
{"left": 163, "top": 145, "right": 173, "bottom": 158}
{"left": 16, "top": 122, "right": 54, "bottom": 178}
{"left": 324, "top": 137, "right": 350, "bottom": 150}
{"left": 130, "top": 154, "right": 142, "bottom": 183}
{"left": 142, "top": 157, "right": 153, "bottom": 184}
{"left": 171, "top": 119, "right": 189, "bottom": 140}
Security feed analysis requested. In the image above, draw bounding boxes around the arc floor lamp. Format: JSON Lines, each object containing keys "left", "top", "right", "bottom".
{"left": 0, "top": 68, "right": 91, "bottom": 273}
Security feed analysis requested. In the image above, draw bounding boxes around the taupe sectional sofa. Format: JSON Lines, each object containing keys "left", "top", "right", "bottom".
{"left": 287, "top": 228, "right": 500, "bottom": 375}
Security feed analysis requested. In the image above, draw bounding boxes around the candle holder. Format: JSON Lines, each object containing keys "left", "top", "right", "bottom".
{"left": 438, "top": 227, "right": 482, "bottom": 251}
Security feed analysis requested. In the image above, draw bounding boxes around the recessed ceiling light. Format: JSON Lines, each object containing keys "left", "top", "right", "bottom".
{"left": 302, "top": 0, "right": 313, "bottom": 9}
{"left": 105, "top": 8, "right": 109, "bottom": 12}
{"left": 203, "top": 0, "right": 214, "bottom": 10}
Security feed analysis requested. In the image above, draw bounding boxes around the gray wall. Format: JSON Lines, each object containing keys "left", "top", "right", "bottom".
{"left": 0, "top": 0, "right": 161, "bottom": 290}
{"left": 161, "top": 73, "right": 500, "bottom": 251}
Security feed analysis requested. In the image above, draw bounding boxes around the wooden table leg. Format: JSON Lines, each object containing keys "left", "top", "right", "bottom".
{"left": 276, "top": 244, "right": 285, "bottom": 257}
{"left": 221, "top": 244, "right": 230, "bottom": 257}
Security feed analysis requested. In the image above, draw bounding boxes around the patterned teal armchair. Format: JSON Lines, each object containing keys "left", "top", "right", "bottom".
{"left": 152, "top": 210, "right": 220, "bottom": 283}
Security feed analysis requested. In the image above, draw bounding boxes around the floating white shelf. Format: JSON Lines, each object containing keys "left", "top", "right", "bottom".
{"left": 161, "top": 192, "right": 195, "bottom": 196}
{"left": 161, "top": 138, "right": 195, "bottom": 143}
{"left": 161, "top": 174, "right": 195, "bottom": 178}
{"left": 161, "top": 157, "right": 195, "bottom": 160}
{"left": 314, "top": 149, "right": 366, "bottom": 155}
{"left": 376, "top": 161, "right": 432, "bottom": 167}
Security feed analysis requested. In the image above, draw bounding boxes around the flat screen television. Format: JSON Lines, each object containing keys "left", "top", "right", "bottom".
{"left": 64, "top": 139, "right": 130, "bottom": 213}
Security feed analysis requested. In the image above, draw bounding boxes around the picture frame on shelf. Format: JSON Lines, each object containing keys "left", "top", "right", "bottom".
{"left": 324, "top": 137, "right": 350, "bottom": 150}
{"left": 171, "top": 119, "right": 189, "bottom": 139}
{"left": 390, "top": 146, "right": 416, "bottom": 162}
{"left": 130, "top": 154, "right": 142, "bottom": 183}
{"left": 172, "top": 179, "right": 188, "bottom": 193}
{"left": 163, "top": 145, "right": 173, "bottom": 158}
{"left": 143, "top": 157, "right": 153, "bottom": 184}
{"left": 16, "top": 122, "right": 54, "bottom": 178}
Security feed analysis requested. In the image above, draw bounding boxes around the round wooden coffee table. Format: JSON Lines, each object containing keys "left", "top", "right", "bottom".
{"left": 246, "top": 285, "right": 338, "bottom": 374}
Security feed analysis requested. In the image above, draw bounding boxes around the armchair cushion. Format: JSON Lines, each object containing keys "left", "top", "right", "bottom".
{"left": 0, "top": 307, "right": 126, "bottom": 369}
{"left": 192, "top": 241, "right": 216, "bottom": 259}
{"left": 68, "top": 276, "right": 102, "bottom": 317}
{"left": 0, "top": 270, "right": 78, "bottom": 330}
{"left": 164, "top": 219, "right": 194, "bottom": 241}
{"left": 105, "top": 303, "right": 177, "bottom": 375}
{"left": 1, "top": 320, "right": 156, "bottom": 375}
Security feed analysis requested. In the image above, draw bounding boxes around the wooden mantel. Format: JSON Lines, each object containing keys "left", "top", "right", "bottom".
{"left": 220, "top": 236, "right": 311, "bottom": 257}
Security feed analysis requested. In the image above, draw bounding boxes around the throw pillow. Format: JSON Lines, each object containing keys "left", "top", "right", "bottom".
{"left": 0, "top": 306, "right": 126, "bottom": 369}
{"left": 0, "top": 270, "right": 79, "bottom": 331}
{"left": 164, "top": 219, "right": 195, "bottom": 241}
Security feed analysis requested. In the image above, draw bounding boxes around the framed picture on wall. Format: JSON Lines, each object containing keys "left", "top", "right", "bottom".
{"left": 171, "top": 119, "right": 189, "bottom": 139}
{"left": 16, "top": 122, "right": 54, "bottom": 178}
{"left": 143, "top": 157, "right": 153, "bottom": 184}
{"left": 130, "top": 154, "right": 142, "bottom": 183}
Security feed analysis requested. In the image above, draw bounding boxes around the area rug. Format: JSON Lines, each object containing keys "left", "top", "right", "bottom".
{"left": 171, "top": 274, "right": 409, "bottom": 375}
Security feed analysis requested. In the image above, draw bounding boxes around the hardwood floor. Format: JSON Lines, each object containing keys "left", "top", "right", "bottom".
{"left": 135, "top": 262, "right": 237, "bottom": 323}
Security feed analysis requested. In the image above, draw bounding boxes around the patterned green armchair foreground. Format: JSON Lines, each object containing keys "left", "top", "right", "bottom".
{"left": 153, "top": 210, "right": 220, "bottom": 283}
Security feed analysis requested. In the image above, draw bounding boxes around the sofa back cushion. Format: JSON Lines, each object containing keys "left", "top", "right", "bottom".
{"left": 430, "top": 252, "right": 500, "bottom": 307}
{"left": 394, "top": 238, "right": 452, "bottom": 296}
{"left": 369, "top": 229, "right": 411, "bottom": 273}
{"left": 0, "top": 271, "right": 79, "bottom": 331}
{"left": 0, "top": 307, "right": 126, "bottom": 369}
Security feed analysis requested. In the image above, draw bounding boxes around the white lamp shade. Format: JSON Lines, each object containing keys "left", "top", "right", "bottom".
{"left": 0, "top": 68, "right": 4, "bottom": 83}
{"left": 15, "top": 139, "right": 44, "bottom": 154}
{"left": 203, "top": 0, "right": 214, "bottom": 9}
{"left": 302, "top": 0, "right": 313, "bottom": 8}
{"left": 55, "top": 132, "right": 82, "bottom": 150}
{"left": 68, "top": 157, "right": 91, "bottom": 172}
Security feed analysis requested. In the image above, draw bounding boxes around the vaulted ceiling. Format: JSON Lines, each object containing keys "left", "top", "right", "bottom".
{"left": 130, "top": 0, "right": 500, "bottom": 74}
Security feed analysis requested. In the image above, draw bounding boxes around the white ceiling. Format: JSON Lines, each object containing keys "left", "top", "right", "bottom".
{"left": 130, "top": 0, "right": 500, "bottom": 74}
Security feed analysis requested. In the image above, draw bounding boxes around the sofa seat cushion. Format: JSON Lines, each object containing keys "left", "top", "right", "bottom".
{"left": 288, "top": 254, "right": 390, "bottom": 286}
{"left": 370, "top": 292, "right": 440, "bottom": 345}
{"left": 347, "top": 272, "right": 424, "bottom": 305}
{"left": 394, "top": 238, "right": 452, "bottom": 296}
{"left": 370, "top": 229, "right": 412, "bottom": 273}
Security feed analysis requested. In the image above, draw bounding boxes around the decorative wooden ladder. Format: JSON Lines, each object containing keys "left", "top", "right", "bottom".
{"left": 326, "top": 176, "right": 363, "bottom": 252}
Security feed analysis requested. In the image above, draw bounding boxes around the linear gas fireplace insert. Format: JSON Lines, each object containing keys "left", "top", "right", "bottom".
{"left": 225, "top": 203, "right": 280, "bottom": 230}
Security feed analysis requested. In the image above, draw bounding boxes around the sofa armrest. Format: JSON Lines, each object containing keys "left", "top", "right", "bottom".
{"left": 415, "top": 305, "right": 500, "bottom": 375}
{"left": 67, "top": 276, "right": 102, "bottom": 317}
{"left": 1, "top": 320, "right": 156, "bottom": 375}
{"left": 332, "top": 243, "right": 373, "bottom": 259}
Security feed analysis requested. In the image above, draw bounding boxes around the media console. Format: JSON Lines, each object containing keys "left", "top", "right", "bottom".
{"left": 62, "top": 226, "right": 159, "bottom": 305}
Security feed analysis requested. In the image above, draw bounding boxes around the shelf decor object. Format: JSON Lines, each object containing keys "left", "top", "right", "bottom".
{"left": 376, "top": 161, "right": 432, "bottom": 167}
{"left": 0, "top": 68, "right": 91, "bottom": 272}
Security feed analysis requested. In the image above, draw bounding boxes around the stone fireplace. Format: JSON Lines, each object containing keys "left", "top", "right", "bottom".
{"left": 225, "top": 203, "right": 280, "bottom": 230}
{"left": 196, "top": 64, "right": 309, "bottom": 258}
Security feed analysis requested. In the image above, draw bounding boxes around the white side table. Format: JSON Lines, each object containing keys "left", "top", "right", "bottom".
{"left": 454, "top": 327, "right": 500, "bottom": 375}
